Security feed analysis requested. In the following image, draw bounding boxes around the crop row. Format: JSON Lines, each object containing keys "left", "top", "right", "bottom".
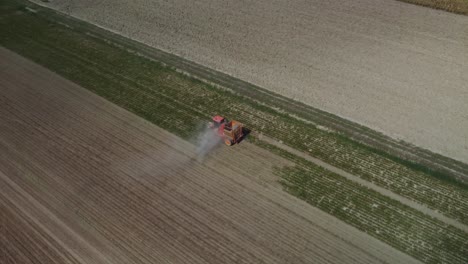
{"left": 270, "top": 151, "right": 468, "bottom": 263}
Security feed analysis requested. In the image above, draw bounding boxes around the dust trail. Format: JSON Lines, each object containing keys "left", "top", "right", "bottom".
{"left": 194, "top": 122, "right": 223, "bottom": 163}
{"left": 115, "top": 121, "right": 222, "bottom": 180}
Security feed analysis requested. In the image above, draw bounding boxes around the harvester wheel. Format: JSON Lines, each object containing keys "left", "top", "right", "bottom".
{"left": 224, "top": 139, "right": 232, "bottom": 146}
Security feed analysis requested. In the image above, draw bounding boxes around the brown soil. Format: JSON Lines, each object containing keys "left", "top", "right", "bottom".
{"left": 0, "top": 47, "right": 419, "bottom": 264}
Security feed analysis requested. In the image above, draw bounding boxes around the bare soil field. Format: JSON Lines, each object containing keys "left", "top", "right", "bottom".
{"left": 30, "top": 0, "right": 468, "bottom": 162}
{"left": 0, "top": 48, "right": 420, "bottom": 263}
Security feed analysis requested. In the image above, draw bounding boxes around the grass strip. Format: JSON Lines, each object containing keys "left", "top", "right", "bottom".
{"left": 397, "top": 0, "right": 468, "bottom": 15}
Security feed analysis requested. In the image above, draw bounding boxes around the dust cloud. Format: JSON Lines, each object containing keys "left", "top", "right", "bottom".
{"left": 194, "top": 122, "right": 222, "bottom": 163}
{"left": 115, "top": 121, "right": 222, "bottom": 179}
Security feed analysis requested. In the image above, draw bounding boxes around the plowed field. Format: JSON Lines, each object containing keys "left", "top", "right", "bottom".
{"left": 0, "top": 48, "right": 420, "bottom": 263}
{"left": 30, "top": 0, "right": 468, "bottom": 162}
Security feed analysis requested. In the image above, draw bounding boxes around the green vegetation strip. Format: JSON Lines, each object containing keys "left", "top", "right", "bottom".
{"left": 1, "top": 2, "right": 468, "bottom": 262}
{"left": 254, "top": 138, "right": 468, "bottom": 263}
{"left": 277, "top": 165, "right": 467, "bottom": 263}
{"left": 397, "top": 0, "right": 468, "bottom": 15}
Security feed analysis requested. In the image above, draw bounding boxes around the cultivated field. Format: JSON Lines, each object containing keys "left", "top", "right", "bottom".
{"left": 2, "top": 2, "right": 468, "bottom": 261}
{"left": 0, "top": 47, "right": 421, "bottom": 264}
{"left": 3, "top": 1, "right": 468, "bottom": 262}
{"left": 30, "top": 0, "right": 468, "bottom": 162}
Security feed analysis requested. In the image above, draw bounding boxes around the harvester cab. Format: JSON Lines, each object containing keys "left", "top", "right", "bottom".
{"left": 209, "top": 115, "right": 244, "bottom": 146}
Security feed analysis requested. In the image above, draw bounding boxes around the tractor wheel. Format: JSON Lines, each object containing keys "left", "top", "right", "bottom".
{"left": 224, "top": 139, "right": 232, "bottom": 146}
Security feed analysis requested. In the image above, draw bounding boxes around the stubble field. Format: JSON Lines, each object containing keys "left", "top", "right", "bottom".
{"left": 30, "top": 0, "right": 468, "bottom": 162}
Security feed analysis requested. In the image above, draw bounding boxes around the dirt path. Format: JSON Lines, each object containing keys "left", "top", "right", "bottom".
{"left": 30, "top": 0, "right": 468, "bottom": 163}
{"left": 0, "top": 47, "right": 420, "bottom": 263}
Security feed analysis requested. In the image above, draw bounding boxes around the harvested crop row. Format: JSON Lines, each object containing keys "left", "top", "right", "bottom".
{"left": 0, "top": 198, "right": 77, "bottom": 264}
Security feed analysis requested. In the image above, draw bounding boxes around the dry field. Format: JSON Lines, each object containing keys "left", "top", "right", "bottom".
{"left": 30, "top": 0, "right": 468, "bottom": 162}
{"left": 0, "top": 48, "right": 421, "bottom": 263}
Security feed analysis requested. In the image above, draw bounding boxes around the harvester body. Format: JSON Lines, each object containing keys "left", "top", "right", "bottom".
{"left": 210, "top": 115, "right": 244, "bottom": 146}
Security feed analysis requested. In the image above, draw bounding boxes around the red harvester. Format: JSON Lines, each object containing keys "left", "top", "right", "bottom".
{"left": 209, "top": 115, "right": 244, "bottom": 146}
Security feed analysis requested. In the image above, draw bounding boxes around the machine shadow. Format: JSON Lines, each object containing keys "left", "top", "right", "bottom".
{"left": 238, "top": 127, "right": 251, "bottom": 144}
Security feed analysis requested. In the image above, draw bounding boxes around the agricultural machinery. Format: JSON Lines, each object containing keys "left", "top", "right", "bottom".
{"left": 209, "top": 115, "right": 244, "bottom": 146}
